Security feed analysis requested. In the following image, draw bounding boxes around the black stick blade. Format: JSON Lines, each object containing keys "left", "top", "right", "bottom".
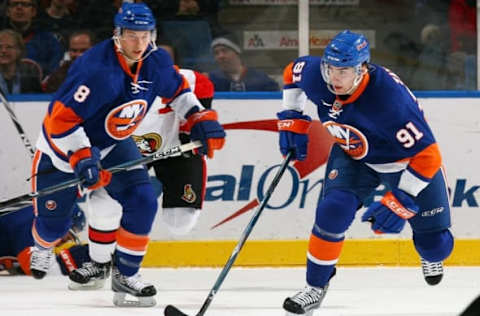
{"left": 164, "top": 305, "right": 189, "bottom": 316}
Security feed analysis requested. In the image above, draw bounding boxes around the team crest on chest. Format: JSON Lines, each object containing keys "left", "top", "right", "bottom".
{"left": 181, "top": 184, "right": 196, "bottom": 203}
{"left": 323, "top": 121, "right": 369, "bottom": 160}
{"left": 105, "top": 100, "right": 147, "bottom": 140}
{"left": 132, "top": 133, "right": 162, "bottom": 154}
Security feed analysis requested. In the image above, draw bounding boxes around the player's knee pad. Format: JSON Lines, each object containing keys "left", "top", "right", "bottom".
{"left": 162, "top": 207, "right": 200, "bottom": 235}
{"left": 314, "top": 189, "right": 360, "bottom": 238}
{"left": 117, "top": 182, "right": 158, "bottom": 234}
{"left": 413, "top": 229, "right": 454, "bottom": 262}
{"left": 87, "top": 188, "right": 122, "bottom": 230}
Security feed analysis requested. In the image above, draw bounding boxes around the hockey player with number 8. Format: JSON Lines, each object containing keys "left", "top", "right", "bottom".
{"left": 28, "top": 2, "right": 225, "bottom": 308}
{"left": 277, "top": 30, "right": 453, "bottom": 315}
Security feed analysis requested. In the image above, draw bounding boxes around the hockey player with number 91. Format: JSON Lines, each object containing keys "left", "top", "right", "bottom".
{"left": 277, "top": 30, "right": 453, "bottom": 315}
{"left": 28, "top": 2, "right": 225, "bottom": 308}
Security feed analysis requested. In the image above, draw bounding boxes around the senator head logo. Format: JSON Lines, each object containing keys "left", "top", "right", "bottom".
{"left": 132, "top": 133, "right": 162, "bottom": 154}
{"left": 323, "top": 121, "right": 368, "bottom": 160}
{"left": 105, "top": 100, "right": 148, "bottom": 140}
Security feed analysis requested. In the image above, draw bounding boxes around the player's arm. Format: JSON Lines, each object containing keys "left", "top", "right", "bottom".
{"left": 160, "top": 66, "right": 225, "bottom": 158}
{"left": 276, "top": 61, "right": 312, "bottom": 161}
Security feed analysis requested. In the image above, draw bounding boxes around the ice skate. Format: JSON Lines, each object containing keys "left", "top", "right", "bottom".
{"left": 69, "top": 261, "right": 111, "bottom": 290}
{"left": 421, "top": 258, "right": 443, "bottom": 285}
{"left": 111, "top": 265, "right": 156, "bottom": 307}
{"left": 30, "top": 245, "right": 53, "bottom": 279}
{"left": 283, "top": 284, "right": 328, "bottom": 315}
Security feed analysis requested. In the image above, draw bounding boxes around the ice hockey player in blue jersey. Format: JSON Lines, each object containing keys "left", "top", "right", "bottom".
{"left": 277, "top": 30, "right": 453, "bottom": 315}
{"left": 28, "top": 2, "right": 225, "bottom": 307}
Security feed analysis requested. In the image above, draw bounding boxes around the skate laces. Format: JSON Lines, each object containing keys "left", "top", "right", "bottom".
{"left": 117, "top": 271, "right": 151, "bottom": 291}
{"left": 291, "top": 286, "right": 323, "bottom": 306}
{"left": 77, "top": 262, "right": 104, "bottom": 277}
{"left": 421, "top": 259, "right": 443, "bottom": 276}
{"left": 31, "top": 246, "right": 53, "bottom": 271}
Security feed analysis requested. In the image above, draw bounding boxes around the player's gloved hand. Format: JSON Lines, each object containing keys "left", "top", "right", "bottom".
{"left": 277, "top": 110, "right": 311, "bottom": 161}
{"left": 361, "top": 188, "right": 419, "bottom": 234}
{"left": 68, "top": 147, "right": 112, "bottom": 190}
{"left": 187, "top": 109, "right": 226, "bottom": 159}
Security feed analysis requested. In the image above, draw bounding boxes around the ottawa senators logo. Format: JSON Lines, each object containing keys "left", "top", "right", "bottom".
{"left": 323, "top": 121, "right": 368, "bottom": 160}
{"left": 105, "top": 100, "right": 148, "bottom": 140}
{"left": 181, "top": 184, "right": 196, "bottom": 203}
{"left": 132, "top": 133, "right": 162, "bottom": 155}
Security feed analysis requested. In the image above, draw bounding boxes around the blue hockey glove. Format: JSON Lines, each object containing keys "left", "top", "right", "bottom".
{"left": 69, "top": 147, "right": 111, "bottom": 190}
{"left": 187, "top": 110, "right": 226, "bottom": 158}
{"left": 361, "top": 188, "right": 419, "bottom": 234}
{"left": 277, "top": 110, "right": 311, "bottom": 161}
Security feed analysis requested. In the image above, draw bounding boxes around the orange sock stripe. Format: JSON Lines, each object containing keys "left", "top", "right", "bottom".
{"left": 32, "top": 220, "right": 61, "bottom": 248}
{"left": 308, "top": 234, "right": 344, "bottom": 261}
{"left": 116, "top": 227, "right": 149, "bottom": 252}
{"left": 17, "top": 247, "right": 32, "bottom": 275}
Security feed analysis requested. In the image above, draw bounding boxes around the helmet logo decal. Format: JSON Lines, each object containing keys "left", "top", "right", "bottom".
{"left": 105, "top": 100, "right": 147, "bottom": 140}
{"left": 324, "top": 121, "right": 368, "bottom": 160}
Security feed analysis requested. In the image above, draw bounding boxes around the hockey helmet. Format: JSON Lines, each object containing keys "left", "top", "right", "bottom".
{"left": 114, "top": 2, "right": 156, "bottom": 31}
{"left": 321, "top": 30, "right": 370, "bottom": 94}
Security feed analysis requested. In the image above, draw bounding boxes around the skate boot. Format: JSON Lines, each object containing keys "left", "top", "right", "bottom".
{"left": 69, "top": 261, "right": 111, "bottom": 290}
{"left": 30, "top": 245, "right": 53, "bottom": 279}
{"left": 111, "top": 265, "right": 156, "bottom": 307}
{"left": 283, "top": 284, "right": 329, "bottom": 315}
{"left": 421, "top": 258, "right": 443, "bottom": 285}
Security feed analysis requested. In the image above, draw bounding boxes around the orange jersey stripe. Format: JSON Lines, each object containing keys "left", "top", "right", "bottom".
{"left": 336, "top": 72, "right": 370, "bottom": 105}
{"left": 31, "top": 150, "right": 41, "bottom": 216}
{"left": 44, "top": 101, "right": 83, "bottom": 135}
{"left": 32, "top": 219, "right": 61, "bottom": 248}
{"left": 162, "top": 67, "right": 191, "bottom": 104}
{"left": 408, "top": 143, "right": 442, "bottom": 179}
{"left": 308, "top": 233, "right": 344, "bottom": 261}
{"left": 283, "top": 62, "right": 295, "bottom": 85}
{"left": 116, "top": 227, "right": 149, "bottom": 252}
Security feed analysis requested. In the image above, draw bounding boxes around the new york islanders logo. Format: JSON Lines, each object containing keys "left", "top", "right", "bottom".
{"left": 323, "top": 121, "right": 368, "bottom": 160}
{"left": 105, "top": 100, "right": 148, "bottom": 140}
{"left": 181, "top": 184, "right": 196, "bottom": 203}
{"left": 132, "top": 133, "right": 162, "bottom": 154}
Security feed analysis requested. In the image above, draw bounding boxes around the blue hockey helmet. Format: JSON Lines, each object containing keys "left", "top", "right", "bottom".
{"left": 322, "top": 30, "right": 370, "bottom": 67}
{"left": 70, "top": 204, "right": 86, "bottom": 233}
{"left": 114, "top": 2, "right": 156, "bottom": 31}
{"left": 321, "top": 30, "right": 370, "bottom": 94}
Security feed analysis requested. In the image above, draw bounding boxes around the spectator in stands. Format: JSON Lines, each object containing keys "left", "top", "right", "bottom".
{"left": 36, "top": 0, "right": 80, "bottom": 46}
{"left": 447, "top": 0, "right": 477, "bottom": 89}
{"left": 43, "top": 29, "right": 94, "bottom": 93}
{"left": 208, "top": 34, "right": 279, "bottom": 92}
{"left": 0, "top": 29, "right": 42, "bottom": 94}
{"left": 1, "top": 0, "right": 64, "bottom": 78}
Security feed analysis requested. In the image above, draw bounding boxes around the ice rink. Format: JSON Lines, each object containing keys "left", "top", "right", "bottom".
{"left": 2, "top": 266, "right": 480, "bottom": 316}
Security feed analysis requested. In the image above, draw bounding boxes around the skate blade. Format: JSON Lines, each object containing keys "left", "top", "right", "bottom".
{"left": 113, "top": 292, "right": 156, "bottom": 307}
{"left": 68, "top": 279, "right": 106, "bottom": 291}
{"left": 285, "top": 311, "right": 314, "bottom": 316}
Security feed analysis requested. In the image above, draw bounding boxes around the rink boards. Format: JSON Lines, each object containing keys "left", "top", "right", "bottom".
{"left": 1, "top": 95, "right": 479, "bottom": 266}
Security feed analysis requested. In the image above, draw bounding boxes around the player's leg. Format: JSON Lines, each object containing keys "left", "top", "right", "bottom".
{"left": 408, "top": 168, "right": 453, "bottom": 285}
{"left": 68, "top": 188, "right": 121, "bottom": 290}
{"left": 31, "top": 151, "right": 78, "bottom": 279}
{"left": 152, "top": 154, "right": 205, "bottom": 235}
{"left": 101, "top": 139, "right": 158, "bottom": 307}
{"left": 284, "top": 144, "right": 379, "bottom": 315}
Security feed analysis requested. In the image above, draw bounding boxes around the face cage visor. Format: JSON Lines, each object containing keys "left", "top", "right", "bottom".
{"left": 320, "top": 60, "right": 365, "bottom": 95}
{"left": 112, "top": 27, "right": 158, "bottom": 63}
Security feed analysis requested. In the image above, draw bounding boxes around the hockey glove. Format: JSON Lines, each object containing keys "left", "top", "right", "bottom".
{"left": 187, "top": 109, "right": 226, "bottom": 158}
{"left": 277, "top": 110, "right": 311, "bottom": 161}
{"left": 69, "top": 147, "right": 112, "bottom": 190}
{"left": 361, "top": 188, "right": 419, "bottom": 234}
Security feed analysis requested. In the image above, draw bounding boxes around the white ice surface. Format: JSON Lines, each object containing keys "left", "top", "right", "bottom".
{"left": 1, "top": 266, "right": 479, "bottom": 316}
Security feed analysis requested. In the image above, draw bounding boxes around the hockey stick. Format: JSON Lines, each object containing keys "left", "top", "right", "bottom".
{"left": 460, "top": 294, "right": 480, "bottom": 316}
{"left": 0, "top": 140, "right": 202, "bottom": 212}
{"left": 164, "top": 152, "right": 293, "bottom": 316}
{"left": 0, "top": 89, "right": 35, "bottom": 158}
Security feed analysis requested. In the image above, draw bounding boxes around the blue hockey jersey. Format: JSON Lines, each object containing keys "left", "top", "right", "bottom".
{"left": 36, "top": 39, "right": 202, "bottom": 172}
{"left": 282, "top": 56, "right": 442, "bottom": 197}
